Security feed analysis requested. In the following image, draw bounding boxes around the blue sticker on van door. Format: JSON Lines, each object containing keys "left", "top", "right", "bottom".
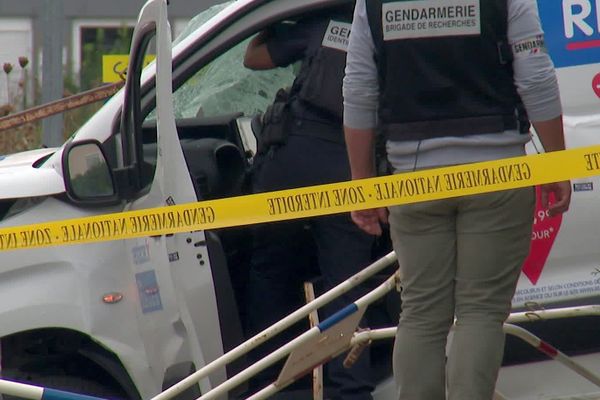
{"left": 132, "top": 243, "right": 150, "bottom": 265}
{"left": 136, "top": 270, "right": 163, "bottom": 313}
{"left": 538, "top": 0, "right": 600, "bottom": 68}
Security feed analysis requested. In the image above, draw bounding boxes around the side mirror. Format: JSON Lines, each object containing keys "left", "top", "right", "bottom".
{"left": 62, "top": 139, "right": 119, "bottom": 206}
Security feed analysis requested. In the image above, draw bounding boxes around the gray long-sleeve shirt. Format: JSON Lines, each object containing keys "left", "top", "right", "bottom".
{"left": 343, "top": 0, "right": 562, "bottom": 172}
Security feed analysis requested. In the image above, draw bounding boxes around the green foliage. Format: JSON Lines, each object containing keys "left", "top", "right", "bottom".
{"left": 0, "top": 26, "right": 134, "bottom": 154}
{"left": 80, "top": 25, "right": 133, "bottom": 90}
{"left": 0, "top": 60, "right": 42, "bottom": 154}
{"left": 63, "top": 25, "right": 134, "bottom": 140}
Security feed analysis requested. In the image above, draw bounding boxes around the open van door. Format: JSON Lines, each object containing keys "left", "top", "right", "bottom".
{"left": 119, "top": 0, "right": 226, "bottom": 395}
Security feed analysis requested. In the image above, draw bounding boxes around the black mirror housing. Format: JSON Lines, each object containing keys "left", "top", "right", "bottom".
{"left": 62, "top": 139, "right": 121, "bottom": 207}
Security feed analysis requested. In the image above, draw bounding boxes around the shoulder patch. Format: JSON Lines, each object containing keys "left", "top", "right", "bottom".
{"left": 322, "top": 20, "right": 352, "bottom": 51}
{"left": 512, "top": 35, "right": 547, "bottom": 59}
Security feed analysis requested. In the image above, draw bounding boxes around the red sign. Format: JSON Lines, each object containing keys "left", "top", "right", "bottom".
{"left": 522, "top": 186, "right": 563, "bottom": 285}
{"left": 592, "top": 72, "right": 600, "bottom": 98}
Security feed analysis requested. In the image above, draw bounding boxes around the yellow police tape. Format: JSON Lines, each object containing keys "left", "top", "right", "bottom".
{"left": 2, "top": 145, "right": 600, "bottom": 251}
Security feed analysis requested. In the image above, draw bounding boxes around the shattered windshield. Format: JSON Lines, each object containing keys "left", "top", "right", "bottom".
{"left": 172, "top": 39, "right": 295, "bottom": 119}
{"left": 155, "top": 1, "right": 296, "bottom": 120}
{"left": 173, "top": 2, "right": 232, "bottom": 45}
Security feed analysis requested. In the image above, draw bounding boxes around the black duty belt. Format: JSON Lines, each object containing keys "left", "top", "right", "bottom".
{"left": 288, "top": 118, "right": 345, "bottom": 144}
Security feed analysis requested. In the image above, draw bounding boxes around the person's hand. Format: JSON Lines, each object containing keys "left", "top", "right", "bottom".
{"left": 540, "top": 181, "right": 571, "bottom": 216}
{"left": 351, "top": 208, "right": 388, "bottom": 236}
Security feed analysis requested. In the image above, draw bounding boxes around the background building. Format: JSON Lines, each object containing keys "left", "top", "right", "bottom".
{"left": 0, "top": 0, "right": 223, "bottom": 106}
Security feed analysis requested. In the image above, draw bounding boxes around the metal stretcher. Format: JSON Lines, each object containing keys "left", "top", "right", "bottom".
{"left": 2, "top": 252, "right": 600, "bottom": 400}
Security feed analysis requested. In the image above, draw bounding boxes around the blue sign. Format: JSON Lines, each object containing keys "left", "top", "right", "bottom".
{"left": 136, "top": 270, "right": 163, "bottom": 313}
{"left": 538, "top": 0, "right": 600, "bottom": 68}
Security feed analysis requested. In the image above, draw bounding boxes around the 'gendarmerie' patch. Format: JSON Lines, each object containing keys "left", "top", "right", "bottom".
{"left": 322, "top": 20, "right": 352, "bottom": 52}
{"left": 512, "top": 35, "right": 547, "bottom": 58}
{"left": 382, "top": 0, "right": 481, "bottom": 41}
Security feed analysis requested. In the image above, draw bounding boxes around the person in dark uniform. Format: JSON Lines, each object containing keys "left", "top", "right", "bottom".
{"left": 243, "top": 5, "right": 377, "bottom": 400}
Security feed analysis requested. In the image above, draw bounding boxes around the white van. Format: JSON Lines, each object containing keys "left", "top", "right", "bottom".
{"left": 0, "top": 1, "right": 600, "bottom": 399}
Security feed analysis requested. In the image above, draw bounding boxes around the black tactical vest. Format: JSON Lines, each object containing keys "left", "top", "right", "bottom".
{"left": 366, "top": 0, "right": 529, "bottom": 141}
{"left": 293, "top": 12, "right": 353, "bottom": 120}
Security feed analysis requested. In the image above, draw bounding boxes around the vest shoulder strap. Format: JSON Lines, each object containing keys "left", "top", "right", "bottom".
{"left": 496, "top": 0, "right": 513, "bottom": 64}
{"left": 365, "top": 0, "right": 383, "bottom": 51}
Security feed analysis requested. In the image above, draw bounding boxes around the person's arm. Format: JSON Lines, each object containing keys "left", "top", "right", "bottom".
{"left": 244, "top": 21, "right": 309, "bottom": 71}
{"left": 343, "top": 0, "right": 388, "bottom": 235}
{"left": 531, "top": 117, "right": 571, "bottom": 215}
{"left": 244, "top": 30, "right": 277, "bottom": 70}
{"left": 509, "top": 0, "right": 571, "bottom": 215}
{"left": 345, "top": 126, "right": 376, "bottom": 179}
{"left": 345, "top": 126, "right": 388, "bottom": 235}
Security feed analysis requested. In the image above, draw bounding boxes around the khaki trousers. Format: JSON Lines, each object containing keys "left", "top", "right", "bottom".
{"left": 389, "top": 188, "right": 535, "bottom": 400}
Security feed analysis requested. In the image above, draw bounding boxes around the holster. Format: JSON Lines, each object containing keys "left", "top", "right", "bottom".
{"left": 256, "top": 88, "right": 291, "bottom": 154}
